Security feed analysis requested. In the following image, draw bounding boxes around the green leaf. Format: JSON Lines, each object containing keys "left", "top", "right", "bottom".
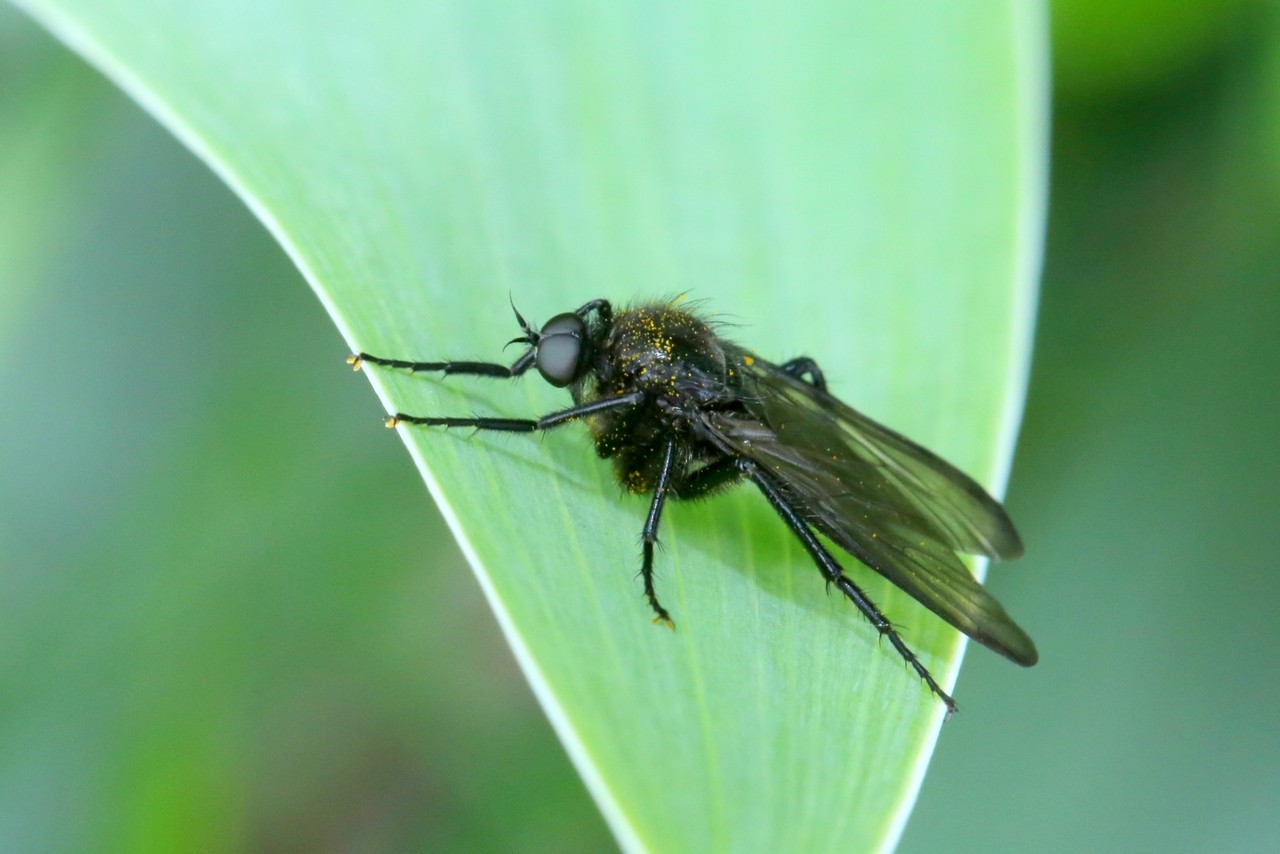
{"left": 14, "top": 0, "right": 1046, "bottom": 848}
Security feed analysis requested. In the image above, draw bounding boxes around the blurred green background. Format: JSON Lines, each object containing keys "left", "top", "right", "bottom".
{"left": 2, "top": 1, "right": 1278, "bottom": 851}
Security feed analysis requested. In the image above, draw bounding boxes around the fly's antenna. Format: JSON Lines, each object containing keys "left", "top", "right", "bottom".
{"left": 508, "top": 294, "right": 539, "bottom": 349}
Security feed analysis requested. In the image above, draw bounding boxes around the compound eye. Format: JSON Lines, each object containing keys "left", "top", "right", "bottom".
{"left": 536, "top": 313, "right": 587, "bottom": 387}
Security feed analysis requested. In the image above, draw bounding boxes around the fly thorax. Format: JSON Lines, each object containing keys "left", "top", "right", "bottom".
{"left": 609, "top": 305, "right": 728, "bottom": 399}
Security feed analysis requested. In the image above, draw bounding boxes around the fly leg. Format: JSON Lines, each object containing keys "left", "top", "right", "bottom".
{"left": 349, "top": 294, "right": 538, "bottom": 377}
{"left": 351, "top": 299, "right": 613, "bottom": 378}
{"left": 348, "top": 348, "right": 536, "bottom": 379}
{"left": 572, "top": 298, "right": 613, "bottom": 325}
{"left": 737, "top": 458, "right": 958, "bottom": 714}
{"left": 639, "top": 440, "right": 679, "bottom": 628}
{"left": 672, "top": 457, "right": 741, "bottom": 500}
{"left": 780, "top": 357, "right": 827, "bottom": 392}
{"left": 387, "top": 392, "right": 643, "bottom": 433}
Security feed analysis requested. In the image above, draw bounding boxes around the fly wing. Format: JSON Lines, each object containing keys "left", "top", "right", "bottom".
{"left": 704, "top": 357, "right": 1036, "bottom": 665}
{"left": 735, "top": 356, "right": 1023, "bottom": 558}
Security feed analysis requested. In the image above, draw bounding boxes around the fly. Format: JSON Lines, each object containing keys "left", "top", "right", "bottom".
{"left": 349, "top": 298, "right": 1037, "bottom": 713}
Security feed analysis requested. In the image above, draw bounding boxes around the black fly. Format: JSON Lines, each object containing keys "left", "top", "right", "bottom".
{"left": 349, "top": 298, "right": 1037, "bottom": 713}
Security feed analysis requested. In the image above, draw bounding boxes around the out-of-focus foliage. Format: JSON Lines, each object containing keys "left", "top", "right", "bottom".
{"left": 1052, "top": 0, "right": 1255, "bottom": 97}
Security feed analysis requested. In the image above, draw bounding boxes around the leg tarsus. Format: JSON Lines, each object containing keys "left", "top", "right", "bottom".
{"left": 388, "top": 414, "right": 537, "bottom": 432}
{"left": 642, "top": 541, "right": 675, "bottom": 629}
{"left": 350, "top": 350, "right": 536, "bottom": 378}
{"left": 833, "top": 575, "right": 958, "bottom": 714}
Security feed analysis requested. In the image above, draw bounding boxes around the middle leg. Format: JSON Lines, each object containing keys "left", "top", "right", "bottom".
{"left": 388, "top": 391, "right": 644, "bottom": 432}
{"left": 639, "top": 439, "right": 679, "bottom": 628}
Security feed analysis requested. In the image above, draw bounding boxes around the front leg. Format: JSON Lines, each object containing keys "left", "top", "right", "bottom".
{"left": 348, "top": 348, "right": 536, "bottom": 379}
{"left": 351, "top": 299, "right": 611, "bottom": 379}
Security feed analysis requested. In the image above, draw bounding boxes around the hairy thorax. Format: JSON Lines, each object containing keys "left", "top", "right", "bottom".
{"left": 578, "top": 303, "right": 736, "bottom": 491}
{"left": 608, "top": 305, "right": 727, "bottom": 397}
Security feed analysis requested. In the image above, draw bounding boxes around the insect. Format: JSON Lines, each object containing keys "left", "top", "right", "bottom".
{"left": 349, "top": 298, "right": 1037, "bottom": 712}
